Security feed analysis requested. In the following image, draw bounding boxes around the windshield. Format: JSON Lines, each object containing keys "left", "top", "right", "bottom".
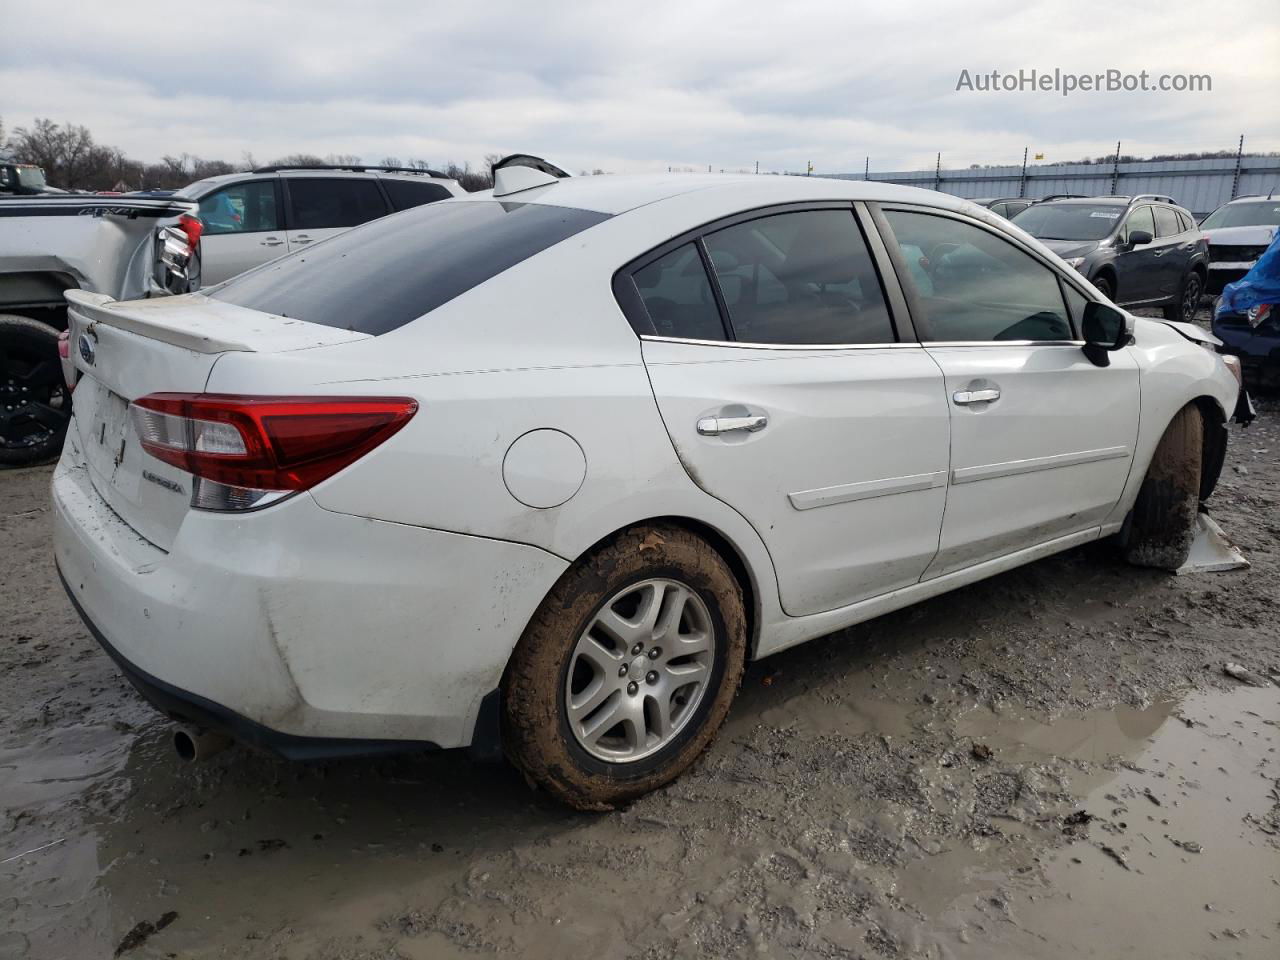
{"left": 1011, "top": 203, "right": 1124, "bottom": 241}
{"left": 1200, "top": 201, "right": 1280, "bottom": 229}
{"left": 209, "top": 199, "right": 611, "bottom": 335}
{"left": 16, "top": 166, "right": 46, "bottom": 190}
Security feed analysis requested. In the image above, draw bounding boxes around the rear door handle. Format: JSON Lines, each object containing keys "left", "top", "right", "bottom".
{"left": 697, "top": 414, "right": 768, "bottom": 436}
{"left": 292, "top": 234, "right": 314, "bottom": 244}
{"left": 259, "top": 237, "right": 284, "bottom": 247}
{"left": 953, "top": 388, "right": 1000, "bottom": 405}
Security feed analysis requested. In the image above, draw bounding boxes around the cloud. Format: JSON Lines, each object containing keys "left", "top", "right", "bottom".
{"left": 2, "top": 0, "right": 1276, "bottom": 174}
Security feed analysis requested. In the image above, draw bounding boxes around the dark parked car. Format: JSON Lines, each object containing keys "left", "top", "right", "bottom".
{"left": 1012, "top": 195, "right": 1208, "bottom": 323}
{"left": 969, "top": 197, "right": 1034, "bottom": 219}
{"left": 1213, "top": 301, "right": 1280, "bottom": 389}
{"left": 1212, "top": 232, "right": 1280, "bottom": 390}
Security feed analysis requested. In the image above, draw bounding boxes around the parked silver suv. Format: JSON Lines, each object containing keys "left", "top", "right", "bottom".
{"left": 175, "top": 165, "right": 466, "bottom": 285}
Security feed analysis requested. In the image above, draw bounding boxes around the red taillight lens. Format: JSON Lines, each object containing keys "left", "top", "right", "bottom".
{"left": 131, "top": 394, "right": 417, "bottom": 496}
{"left": 178, "top": 213, "right": 204, "bottom": 251}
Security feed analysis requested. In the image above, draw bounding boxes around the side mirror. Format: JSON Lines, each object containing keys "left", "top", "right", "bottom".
{"left": 1126, "top": 229, "right": 1153, "bottom": 250}
{"left": 1081, "top": 301, "right": 1133, "bottom": 367}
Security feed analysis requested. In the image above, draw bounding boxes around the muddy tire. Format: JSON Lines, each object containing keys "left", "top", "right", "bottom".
{"left": 0, "top": 314, "right": 71, "bottom": 468}
{"left": 502, "top": 524, "right": 747, "bottom": 810}
{"left": 1123, "top": 404, "right": 1203, "bottom": 570}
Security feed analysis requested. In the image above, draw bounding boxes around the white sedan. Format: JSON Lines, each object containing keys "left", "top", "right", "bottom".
{"left": 53, "top": 162, "right": 1244, "bottom": 808}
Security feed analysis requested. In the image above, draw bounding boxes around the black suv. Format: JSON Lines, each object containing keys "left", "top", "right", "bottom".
{"left": 1011, "top": 195, "right": 1208, "bottom": 323}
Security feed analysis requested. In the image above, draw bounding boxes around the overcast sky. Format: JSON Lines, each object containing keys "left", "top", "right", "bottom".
{"left": 2, "top": 0, "right": 1277, "bottom": 175}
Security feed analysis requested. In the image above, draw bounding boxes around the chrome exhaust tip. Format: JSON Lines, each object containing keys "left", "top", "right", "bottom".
{"left": 172, "top": 724, "right": 232, "bottom": 763}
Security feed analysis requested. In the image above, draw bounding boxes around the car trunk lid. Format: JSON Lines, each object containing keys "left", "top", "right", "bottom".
{"left": 64, "top": 290, "right": 370, "bottom": 550}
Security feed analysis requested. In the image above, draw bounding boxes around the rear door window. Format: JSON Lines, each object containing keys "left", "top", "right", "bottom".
{"left": 1154, "top": 206, "right": 1181, "bottom": 237}
{"left": 381, "top": 179, "right": 454, "bottom": 211}
{"left": 209, "top": 201, "right": 610, "bottom": 335}
{"left": 285, "top": 178, "right": 389, "bottom": 229}
{"left": 702, "top": 210, "right": 896, "bottom": 344}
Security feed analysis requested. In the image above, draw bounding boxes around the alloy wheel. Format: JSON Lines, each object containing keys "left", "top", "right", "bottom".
{"left": 1182, "top": 275, "right": 1202, "bottom": 323}
{"left": 564, "top": 578, "right": 716, "bottom": 763}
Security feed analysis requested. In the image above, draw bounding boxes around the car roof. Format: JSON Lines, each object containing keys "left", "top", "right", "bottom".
{"left": 460, "top": 173, "right": 982, "bottom": 217}
{"left": 178, "top": 168, "right": 460, "bottom": 197}
{"left": 1046, "top": 196, "right": 1133, "bottom": 206}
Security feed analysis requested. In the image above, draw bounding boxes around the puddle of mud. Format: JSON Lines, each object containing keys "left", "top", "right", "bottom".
{"left": 903, "top": 685, "right": 1279, "bottom": 959}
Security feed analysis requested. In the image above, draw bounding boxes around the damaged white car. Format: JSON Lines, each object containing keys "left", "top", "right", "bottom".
{"left": 53, "top": 162, "right": 1247, "bottom": 809}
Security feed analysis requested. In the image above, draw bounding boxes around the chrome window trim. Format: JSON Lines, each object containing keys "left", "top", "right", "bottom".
{"left": 922, "top": 340, "right": 1086, "bottom": 348}
{"left": 639, "top": 335, "right": 923, "bottom": 351}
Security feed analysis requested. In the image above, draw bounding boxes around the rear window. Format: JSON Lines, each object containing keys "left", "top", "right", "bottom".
{"left": 208, "top": 200, "right": 610, "bottom": 335}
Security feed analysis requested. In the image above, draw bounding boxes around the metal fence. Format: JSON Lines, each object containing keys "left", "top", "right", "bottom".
{"left": 829, "top": 154, "right": 1280, "bottom": 217}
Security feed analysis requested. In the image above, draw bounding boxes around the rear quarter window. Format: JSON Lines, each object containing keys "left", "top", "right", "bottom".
{"left": 208, "top": 200, "right": 610, "bottom": 335}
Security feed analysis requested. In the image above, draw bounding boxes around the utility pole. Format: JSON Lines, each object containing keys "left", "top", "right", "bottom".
{"left": 755, "top": 160, "right": 759, "bottom": 174}
{"left": 864, "top": 156, "right": 869, "bottom": 181}
{"left": 1109, "top": 140, "right": 1122, "bottom": 196}
{"left": 708, "top": 164, "right": 711, "bottom": 173}
{"left": 1230, "top": 135, "right": 1244, "bottom": 199}
{"left": 1019, "top": 146, "right": 1028, "bottom": 198}
{"left": 934, "top": 152, "right": 941, "bottom": 192}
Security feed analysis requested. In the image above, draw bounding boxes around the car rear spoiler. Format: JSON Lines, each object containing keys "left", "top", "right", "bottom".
{"left": 65, "top": 290, "right": 369, "bottom": 355}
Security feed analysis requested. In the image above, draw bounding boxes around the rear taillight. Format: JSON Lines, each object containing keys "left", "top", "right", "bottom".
{"left": 57, "top": 329, "right": 77, "bottom": 391}
{"left": 178, "top": 213, "right": 204, "bottom": 251}
{"left": 130, "top": 394, "right": 417, "bottom": 511}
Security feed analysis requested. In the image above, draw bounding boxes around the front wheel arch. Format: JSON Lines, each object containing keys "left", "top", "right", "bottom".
{"left": 1193, "top": 395, "right": 1228, "bottom": 501}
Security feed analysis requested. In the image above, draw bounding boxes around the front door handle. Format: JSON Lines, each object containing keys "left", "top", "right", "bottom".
{"left": 259, "top": 237, "right": 284, "bottom": 247}
{"left": 953, "top": 388, "right": 1000, "bottom": 405}
{"left": 697, "top": 414, "right": 768, "bottom": 436}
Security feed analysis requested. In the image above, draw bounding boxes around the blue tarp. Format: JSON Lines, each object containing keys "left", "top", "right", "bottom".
{"left": 1216, "top": 232, "right": 1280, "bottom": 317}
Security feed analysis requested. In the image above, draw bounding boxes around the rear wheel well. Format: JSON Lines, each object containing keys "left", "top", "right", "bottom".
{"left": 573, "top": 516, "right": 760, "bottom": 659}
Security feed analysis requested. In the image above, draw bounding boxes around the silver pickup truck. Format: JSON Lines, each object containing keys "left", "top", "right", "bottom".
{"left": 0, "top": 194, "right": 200, "bottom": 466}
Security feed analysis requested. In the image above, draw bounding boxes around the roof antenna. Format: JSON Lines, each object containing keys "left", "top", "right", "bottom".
{"left": 491, "top": 154, "right": 572, "bottom": 198}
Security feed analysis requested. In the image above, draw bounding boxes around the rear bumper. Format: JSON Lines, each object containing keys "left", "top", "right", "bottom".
{"left": 59, "top": 567, "right": 433, "bottom": 760}
{"left": 52, "top": 431, "right": 569, "bottom": 752}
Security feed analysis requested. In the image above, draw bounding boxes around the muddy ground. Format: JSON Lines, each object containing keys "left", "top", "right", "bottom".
{"left": 2, "top": 398, "right": 1279, "bottom": 960}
